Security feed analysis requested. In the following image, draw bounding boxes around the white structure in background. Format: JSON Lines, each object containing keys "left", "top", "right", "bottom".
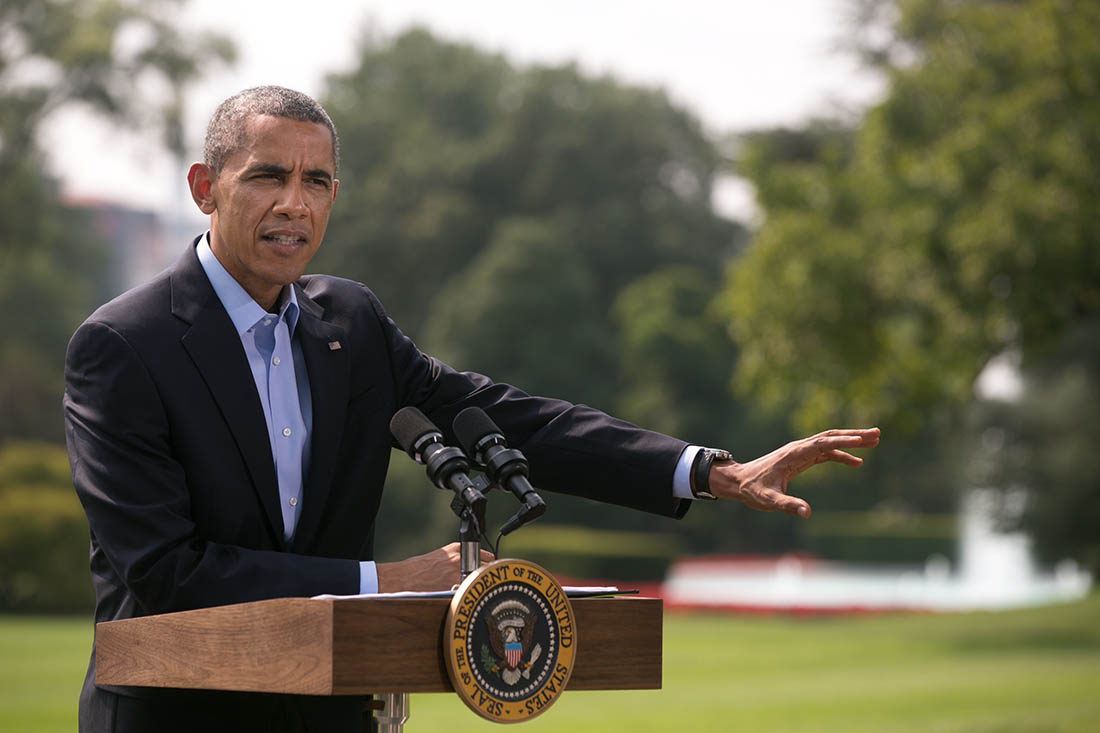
{"left": 662, "top": 351, "right": 1092, "bottom": 613}
{"left": 663, "top": 490, "right": 1091, "bottom": 613}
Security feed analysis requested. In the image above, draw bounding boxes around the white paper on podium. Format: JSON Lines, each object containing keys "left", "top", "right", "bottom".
{"left": 312, "top": 586, "right": 624, "bottom": 601}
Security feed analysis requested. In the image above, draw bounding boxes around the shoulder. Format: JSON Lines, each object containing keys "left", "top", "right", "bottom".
{"left": 75, "top": 269, "right": 175, "bottom": 343}
{"left": 297, "top": 273, "right": 389, "bottom": 325}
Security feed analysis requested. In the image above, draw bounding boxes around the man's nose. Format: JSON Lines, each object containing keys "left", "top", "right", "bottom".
{"left": 273, "top": 180, "right": 309, "bottom": 217}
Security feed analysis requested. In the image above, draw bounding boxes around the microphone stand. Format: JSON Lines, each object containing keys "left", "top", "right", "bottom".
{"left": 455, "top": 475, "right": 492, "bottom": 580}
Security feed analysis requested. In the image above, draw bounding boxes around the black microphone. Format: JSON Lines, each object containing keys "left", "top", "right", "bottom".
{"left": 453, "top": 407, "right": 546, "bottom": 534}
{"left": 390, "top": 407, "right": 486, "bottom": 512}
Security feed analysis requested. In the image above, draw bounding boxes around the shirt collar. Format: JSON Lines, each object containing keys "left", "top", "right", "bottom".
{"left": 196, "top": 233, "right": 300, "bottom": 337}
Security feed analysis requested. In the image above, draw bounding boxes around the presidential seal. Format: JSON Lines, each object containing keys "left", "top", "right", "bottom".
{"left": 445, "top": 558, "right": 577, "bottom": 723}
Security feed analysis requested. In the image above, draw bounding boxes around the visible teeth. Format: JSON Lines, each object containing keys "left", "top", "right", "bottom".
{"left": 268, "top": 235, "right": 302, "bottom": 245}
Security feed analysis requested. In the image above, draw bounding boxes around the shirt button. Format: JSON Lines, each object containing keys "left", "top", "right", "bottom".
{"left": 282, "top": 427, "right": 292, "bottom": 437}
{"left": 289, "top": 496, "right": 298, "bottom": 507}
{"left": 272, "top": 356, "right": 281, "bottom": 366}
{"left": 264, "top": 318, "right": 273, "bottom": 327}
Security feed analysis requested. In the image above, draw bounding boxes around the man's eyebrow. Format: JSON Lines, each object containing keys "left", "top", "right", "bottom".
{"left": 303, "top": 168, "right": 333, "bottom": 182}
{"left": 244, "top": 163, "right": 290, "bottom": 176}
{"left": 242, "top": 163, "right": 333, "bottom": 182}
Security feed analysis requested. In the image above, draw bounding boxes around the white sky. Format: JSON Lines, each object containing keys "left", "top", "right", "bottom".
{"left": 46, "top": 0, "right": 883, "bottom": 219}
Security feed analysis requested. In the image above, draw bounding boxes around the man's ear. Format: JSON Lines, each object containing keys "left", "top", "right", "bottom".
{"left": 187, "top": 163, "right": 217, "bottom": 215}
{"left": 332, "top": 178, "right": 339, "bottom": 202}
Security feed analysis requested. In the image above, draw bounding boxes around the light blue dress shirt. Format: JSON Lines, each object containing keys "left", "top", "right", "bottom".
{"left": 196, "top": 236, "right": 377, "bottom": 593}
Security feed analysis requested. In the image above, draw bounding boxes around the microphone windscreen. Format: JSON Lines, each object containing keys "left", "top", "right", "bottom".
{"left": 390, "top": 406, "right": 439, "bottom": 456}
{"left": 453, "top": 406, "right": 499, "bottom": 456}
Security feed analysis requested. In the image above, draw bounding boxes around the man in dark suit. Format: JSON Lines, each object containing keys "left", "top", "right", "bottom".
{"left": 65, "top": 86, "right": 878, "bottom": 732}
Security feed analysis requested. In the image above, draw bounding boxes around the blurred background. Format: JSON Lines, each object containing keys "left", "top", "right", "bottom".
{"left": 1, "top": 0, "right": 1097, "bottom": 730}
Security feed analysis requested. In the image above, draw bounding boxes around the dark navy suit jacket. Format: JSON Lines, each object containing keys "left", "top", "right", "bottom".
{"left": 64, "top": 238, "right": 688, "bottom": 732}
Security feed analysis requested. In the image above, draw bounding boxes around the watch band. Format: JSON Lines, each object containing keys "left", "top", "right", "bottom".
{"left": 690, "top": 447, "right": 731, "bottom": 501}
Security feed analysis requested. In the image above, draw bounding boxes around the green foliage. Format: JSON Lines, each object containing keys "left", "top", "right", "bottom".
{"left": 612, "top": 266, "right": 735, "bottom": 440}
{"left": 0, "top": 156, "right": 105, "bottom": 442}
{"left": 0, "top": 442, "right": 91, "bottom": 612}
{"left": 718, "top": 0, "right": 1100, "bottom": 559}
{"left": 319, "top": 29, "right": 763, "bottom": 553}
{"left": 424, "top": 217, "right": 617, "bottom": 409}
{"left": 723, "top": 0, "right": 1100, "bottom": 433}
{"left": 317, "top": 28, "right": 743, "bottom": 340}
{"left": 0, "top": 0, "right": 235, "bottom": 442}
{"left": 804, "top": 510, "right": 958, "bottom": 565}
{"left": 0, "top": 0, "right": 235, "bottom": 157}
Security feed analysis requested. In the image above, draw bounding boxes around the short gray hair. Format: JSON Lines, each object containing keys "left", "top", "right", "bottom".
{"left": 203, "top": 85, "right": 340, "bottom": 173}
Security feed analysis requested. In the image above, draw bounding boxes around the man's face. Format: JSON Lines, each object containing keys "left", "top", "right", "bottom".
{"left": 189, "top": 114, "right": 339, "bottom": 309}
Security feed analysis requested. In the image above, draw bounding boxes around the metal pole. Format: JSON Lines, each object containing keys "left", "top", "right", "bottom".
{"left": 376, "top": 693, "right": 409, "bottom": 733}
{"left": 460, "top": 537, "right": 481, "bottom": 579}
{"left": 458, "top": 506, "right": 484, "bottom": 580}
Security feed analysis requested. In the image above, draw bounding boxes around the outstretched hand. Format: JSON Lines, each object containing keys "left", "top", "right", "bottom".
{"left": 376, "top": 542, "right": 496, "bottom": 592}
{"left": 709, "top": 428, "right": 880, "bottom": 518}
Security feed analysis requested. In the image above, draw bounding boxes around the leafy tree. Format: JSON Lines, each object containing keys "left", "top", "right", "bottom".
{"left": 0, "top": 155, "right": 105, "bottom": 442}
{"left": 720, "top": 0, "right": 1100, "bottom": 560}
{"left": 424, "top": 217, "right": 617, "bottom": 410}
{"left": 317, "top": 28, "right": 743, "bottom": 341}
{"left": 722, "top": 0, "right": 1100, "bottom": 432}
{"left": 316, "top": 29, "right": 751, "bottom": 556}
{"left": 0, "top": 0, "right": 234, "bottom": 442}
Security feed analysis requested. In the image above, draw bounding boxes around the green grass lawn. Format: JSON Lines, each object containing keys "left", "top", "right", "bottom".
{"left": 0, "top": 615, "right": 90, "bottom": 732}
{"left": 3, "top": 594, "right": 1097, "bottom": 732}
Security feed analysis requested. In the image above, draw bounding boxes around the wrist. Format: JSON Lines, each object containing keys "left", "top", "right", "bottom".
{"left": 690, "top": 448, "right": 733, "bottom": 500}
{"left": 375, "top": 562, "right": 394, "bottom": 593}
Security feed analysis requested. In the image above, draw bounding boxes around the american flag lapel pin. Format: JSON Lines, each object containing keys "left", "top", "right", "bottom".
{"left": 328, "top": 340, "right": 342, "bottom": 351}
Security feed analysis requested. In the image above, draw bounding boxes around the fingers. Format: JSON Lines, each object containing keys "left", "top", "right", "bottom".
{"left": 773, "top": 492, "right": 811, "bottom": 519}
{"left": 814, "top": 427, "right": 880, "bottom": 446}
{"left": 799, "top": 428, "right": 879, "bottom": 469}
{"left": 746, "top": 485, "right": 811, "bottom": 518}
{"left": 810, "top": 433, "right": 879, "bottom": 452}
{"left": 378, "top": 543, "right": 498, "bottom": 592}
{"left": 825, "top": 449, "right": 863, "bottom": 466}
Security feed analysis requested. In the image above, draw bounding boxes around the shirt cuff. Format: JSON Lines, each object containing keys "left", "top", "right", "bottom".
{"left": 359, "top": 561, "right": 378, "bottom": 594}
{"left": 673, "top": 445, "right": 702, "bottom": 500}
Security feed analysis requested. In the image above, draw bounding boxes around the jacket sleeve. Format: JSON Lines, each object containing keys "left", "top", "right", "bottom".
{"left": 365, "top": 288, "right": 692, "bottom": 519}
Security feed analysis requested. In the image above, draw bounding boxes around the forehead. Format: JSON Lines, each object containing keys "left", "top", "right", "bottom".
{"left": 230, "top": 114, "right": 336, "bottom": 172}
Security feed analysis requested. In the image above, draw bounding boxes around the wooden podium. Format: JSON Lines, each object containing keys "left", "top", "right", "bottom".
{"left": 96, "top": 595, "right": 661, "bottom": 724}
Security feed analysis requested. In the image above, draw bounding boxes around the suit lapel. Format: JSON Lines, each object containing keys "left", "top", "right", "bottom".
{"left": 171, "top": 241, "right": 286, "bottom": 548}
{"left": 291, "top": 286, "right": 349, "bottom": 549}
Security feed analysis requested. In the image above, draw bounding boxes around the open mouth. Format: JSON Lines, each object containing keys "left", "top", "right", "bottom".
{"left": 263, "top": 234, "right": 308, "bottom": 245}
{"left": 259, "top": 232, "right": 308, "bottom": 249}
